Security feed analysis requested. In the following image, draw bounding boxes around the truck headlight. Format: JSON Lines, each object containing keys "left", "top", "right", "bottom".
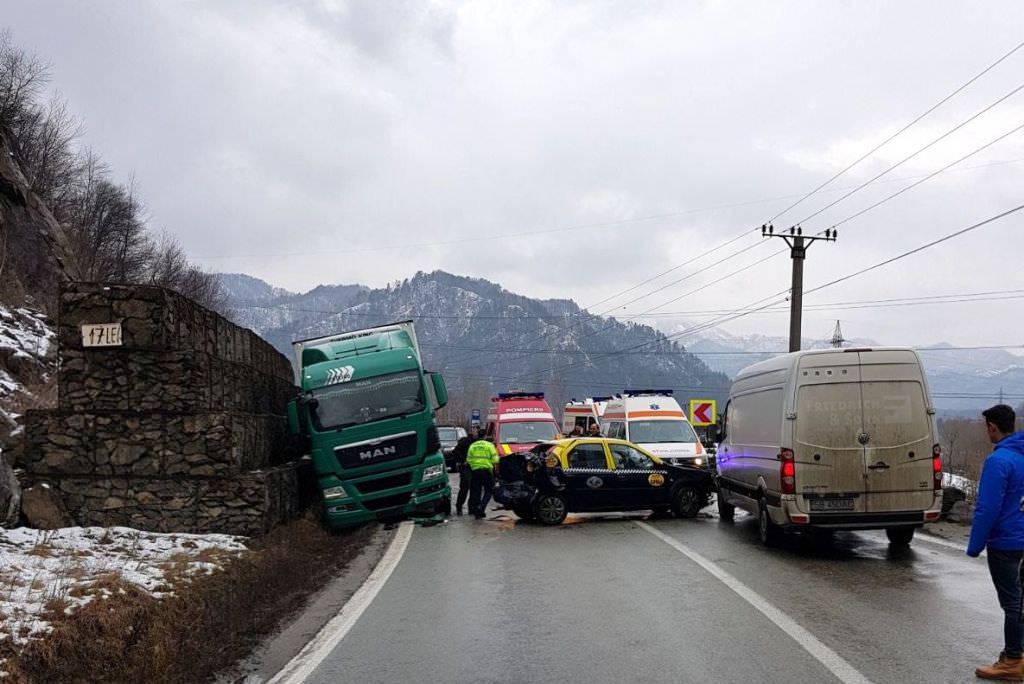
{"left": 323, "top": 485, "right": 349, "bottom": 500}
{"left": 422, "top": 464, "right": 445, "bottom": 481}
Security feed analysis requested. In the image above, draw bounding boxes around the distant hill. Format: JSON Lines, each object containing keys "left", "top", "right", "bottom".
{"left": 661, "top": 320, "right": 1024, "bottom": 413}
{"left": 219, "top": 271, "right": 732, "bottom": 412}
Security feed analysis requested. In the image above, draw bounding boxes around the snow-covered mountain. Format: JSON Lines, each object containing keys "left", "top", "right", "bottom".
{"left": 219, "top": 271, "right": 731, "bottom": 409}
{"left": 660, "top": 319, "right": 1024, "bottom": 413}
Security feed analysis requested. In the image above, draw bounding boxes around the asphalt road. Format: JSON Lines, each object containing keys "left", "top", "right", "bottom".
{"left": 297, "top": 499, "right": 997, "bottom": 684}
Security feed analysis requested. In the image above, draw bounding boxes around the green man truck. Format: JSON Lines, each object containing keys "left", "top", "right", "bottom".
{"left": 287, "top": 321, "right": 452, "bottom": 529}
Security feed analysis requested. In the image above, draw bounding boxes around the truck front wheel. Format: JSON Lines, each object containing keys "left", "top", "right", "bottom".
{"left": 435, "top": 495, "right": 452, "bottom": 517}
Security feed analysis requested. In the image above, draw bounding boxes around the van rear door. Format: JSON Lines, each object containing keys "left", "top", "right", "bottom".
{"left": 858, "top": 352, "right": 935, "bottom": 513}
{"left": 793, "top": 354, "right": 867, "bottom": 515}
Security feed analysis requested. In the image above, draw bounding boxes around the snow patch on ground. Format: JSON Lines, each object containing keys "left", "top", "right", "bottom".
{"left": 942, "top": 472, "right": 976, "bottom": 497}
{"left": 0, "top": 526, "right": 248, "bottom": 646}
{"left": 0, "top": 304, "right": 56, "bottom": 436}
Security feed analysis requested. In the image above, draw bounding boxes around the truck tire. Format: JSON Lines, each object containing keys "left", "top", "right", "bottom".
{"left": 716, "top": 490, "right": 735, "bottom": 522}
{"left": 758, "top": 496, "right": 783, "bottom": 546}
{"left": 435, "top": 495, "right": 452, "bottom": 517}
{"left": 671, "top": 486, "right": 703, "bottom": 519}
{"left": 533, "top": 493, "right": 568, "bottom": 526}
{"left": 885, "top": 526, "right": 915, "bottom": 546}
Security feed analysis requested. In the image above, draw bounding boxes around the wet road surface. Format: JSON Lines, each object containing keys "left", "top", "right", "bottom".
{"left": 300, "top": 502, "right": 996, "bottom": 684}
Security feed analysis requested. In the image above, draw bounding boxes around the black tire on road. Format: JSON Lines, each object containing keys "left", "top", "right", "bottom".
{"left": 436, "top": 495, "right": 452, "bottom": 517}
{"left": 716, "top": 490, "right": 735, "bottom": 522}
{"left": 671, "top": 486, "right": 703, "bottom": 519}
{"left": 533, "top": 493, "right": 568, "bottom": 526}
{"left": 512, "top": 503, "right": 534, "bottom": 521}
{"left": 886, "top": 526, "right": 915, "bottom": 546}
{"left": 758, "top": 496, "right": 784, "bottom": 546}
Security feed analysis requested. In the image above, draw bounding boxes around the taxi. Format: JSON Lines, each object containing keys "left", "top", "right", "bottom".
{"left": 501, "top": 437, "right": 713, "bottom": 526}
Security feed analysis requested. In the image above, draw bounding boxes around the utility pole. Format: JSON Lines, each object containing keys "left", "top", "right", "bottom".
{"left": 762, "top": 223, "right": 838, "bottom": 353}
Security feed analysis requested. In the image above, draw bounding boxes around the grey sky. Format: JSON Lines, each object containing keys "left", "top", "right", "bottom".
{"left": 6, "top": 1, "right": 1024, "bottom": 347}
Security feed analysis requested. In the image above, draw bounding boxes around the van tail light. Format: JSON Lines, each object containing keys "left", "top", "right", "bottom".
{"left": 932, "top": 444, "right": 942, "bottom": 491}
{"left": 780, "top": 448, "right": 796, "bottom": 495}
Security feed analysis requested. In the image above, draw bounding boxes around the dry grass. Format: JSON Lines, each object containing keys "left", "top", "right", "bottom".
{"left": 4, "top": 513, "right": 375, "bottom": 683}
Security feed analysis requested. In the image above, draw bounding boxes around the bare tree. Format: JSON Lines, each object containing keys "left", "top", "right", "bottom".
{"left": 0, "top": 30, "right": 50, "bottom": 132}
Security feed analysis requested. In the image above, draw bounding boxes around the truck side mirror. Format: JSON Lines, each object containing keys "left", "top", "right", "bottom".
{"left": 428, "top": 372, "right": 449, "bottom": 409}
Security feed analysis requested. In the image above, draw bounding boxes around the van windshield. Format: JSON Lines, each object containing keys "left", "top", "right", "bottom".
{"left": 500, "top": 421, "right": 560, "bottom": 443}
{"left": 629, "top": 420, "right": 698, "bottom": 444}
{"left": 310, "top": 370, "right": 424, "bottom": 430}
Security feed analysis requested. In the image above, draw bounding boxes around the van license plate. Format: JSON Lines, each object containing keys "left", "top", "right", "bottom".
{"left": 809, "top": 498, "right": 855, "bottom": 512}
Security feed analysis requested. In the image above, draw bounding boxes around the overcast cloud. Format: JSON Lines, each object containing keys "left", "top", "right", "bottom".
{"left": 5, "top": 1, "right": 1024, "bottom": 347}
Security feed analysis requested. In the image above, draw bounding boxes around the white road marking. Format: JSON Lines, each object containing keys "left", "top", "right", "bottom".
{"left": 637, "top": 522, "right": 873, "bottom": 684}
{"left": 268, "top": 522, "right": 415, "bottom": 684}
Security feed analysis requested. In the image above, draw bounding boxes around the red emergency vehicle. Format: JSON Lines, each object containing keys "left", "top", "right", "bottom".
{"left": 485, "top": 392, "right": 561, "bottom": 455}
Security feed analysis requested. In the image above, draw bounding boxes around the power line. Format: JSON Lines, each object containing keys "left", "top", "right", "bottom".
{"left": 792, "top": 79, "right": 1024, "bottom": 228}
{"left": 769, "top": 38, "right": 1024, "bottom": 222}
{"left": 233, "top": 287, "right": 1024, "bottom": 320}
{"left": 505, "top": 204, "right": 1024, "bottom": 385}
{"left": 423, "top": 343, "right": 1024, "bottom": 356}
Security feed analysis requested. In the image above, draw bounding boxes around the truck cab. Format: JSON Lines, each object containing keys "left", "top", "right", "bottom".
{"left": 288, "top": 321, "right": 452, "bottom": 529}
{"left": 485, "top": 392, "right": 561, "bottom": 456}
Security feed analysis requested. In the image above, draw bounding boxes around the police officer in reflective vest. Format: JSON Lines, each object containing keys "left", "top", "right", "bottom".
{"left": 466, "top": 435, "right": 499, "bottom": 519}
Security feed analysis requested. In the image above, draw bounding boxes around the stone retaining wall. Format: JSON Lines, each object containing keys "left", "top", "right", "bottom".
{"left": 23, "top": 283, "right": 305, "bottom": 535}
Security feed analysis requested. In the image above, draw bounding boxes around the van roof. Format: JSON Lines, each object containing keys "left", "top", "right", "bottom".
{"left": 734, "top": 347, "right": 924, "bottom": 380}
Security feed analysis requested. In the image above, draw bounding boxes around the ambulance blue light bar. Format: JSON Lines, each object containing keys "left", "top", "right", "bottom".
{"left": 622, "top": 389, "right": 674, "bottom": 397}
{"left": 496, "top": 392, "right": 545, "bottom": 400}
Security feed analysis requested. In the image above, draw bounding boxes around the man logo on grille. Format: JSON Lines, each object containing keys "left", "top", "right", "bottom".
{"left": 325, "top": 365, "right": 356, "bottom": 385}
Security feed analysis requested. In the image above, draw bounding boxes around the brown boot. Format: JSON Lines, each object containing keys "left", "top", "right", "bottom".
{"left": 977, "top": 653, "right": 1024, "bottom": 681}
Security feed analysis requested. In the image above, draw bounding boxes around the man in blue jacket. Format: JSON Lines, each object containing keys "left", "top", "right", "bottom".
{"left": 969, "top": 404, "right": 1024, "bottom": 681}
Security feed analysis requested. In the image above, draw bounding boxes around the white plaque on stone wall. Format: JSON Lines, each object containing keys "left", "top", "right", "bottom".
{"left": 81, "top": 323, "right": 123, "bottom": 348}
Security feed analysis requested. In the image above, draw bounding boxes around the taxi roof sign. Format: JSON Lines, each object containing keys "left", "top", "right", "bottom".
{"left": 689, "top": 399, "right": 717, "bottom": 427}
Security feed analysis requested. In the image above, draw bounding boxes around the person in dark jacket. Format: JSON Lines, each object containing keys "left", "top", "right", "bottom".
{"left": 451, "top": 428, "right": 478, "bottom": 516}
{"left": 969, "top": 404, "right": 1024, "bottom": 681}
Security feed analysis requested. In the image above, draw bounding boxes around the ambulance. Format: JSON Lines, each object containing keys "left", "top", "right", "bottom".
{"left": 485, "top": 392, "right": 562, "bottom": 456}
{"left": 561, "top": 397, "right": 610, "bottom": 435}
{"left": 601, "top": 390, "right": 706, "bottom": 467}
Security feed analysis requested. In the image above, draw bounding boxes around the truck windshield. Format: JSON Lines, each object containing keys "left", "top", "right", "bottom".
{"left": 629, "top": 420, "right": 698, "bottom": 444}
{"left": 500, "top": 421, "right": 559, "bottom": 443}
{"left": 310, "top": 370, "right": 425, "bottom": 430}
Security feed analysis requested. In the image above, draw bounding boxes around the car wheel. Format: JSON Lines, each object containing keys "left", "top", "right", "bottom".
{"left": 885, "top": 527, "right": 915, "bottom": 546}
{"left": 512, "top": 503, "right": 534, "bottom": 521}
{"left": 758, "top": 496, "right": 783, "bottom": 546}
{"left": 671, "top": 486, "right": 702, "bottom": 519}
{"left": 716, "top": 491, "right": 735, "bottom": 522}
{"left": 533, "top": 493, "right": 568, "bottom": 526}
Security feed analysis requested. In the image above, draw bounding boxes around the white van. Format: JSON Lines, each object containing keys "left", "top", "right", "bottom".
{"left": 602, "top": 390, "right": 706, "bottom": 467}
{"left": 561, "top": 397, "right": 609, "bottom": 435}
{"left": 714, "top": 348, "right": 942, "bottom": 546}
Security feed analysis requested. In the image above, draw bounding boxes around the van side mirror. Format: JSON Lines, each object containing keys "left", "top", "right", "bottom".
{"left": 428, "top": 372, "right": 448, "bottom": 409}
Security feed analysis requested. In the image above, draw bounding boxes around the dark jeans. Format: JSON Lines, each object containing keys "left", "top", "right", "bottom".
{"left": 468, "top": 469, "right": 494, "bottom": 517}
{"left": 456, "top": 464, "right": 472, "bottom": 511}
{"left": 988, "top": 549, "right": 1024, "bottom": 658}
